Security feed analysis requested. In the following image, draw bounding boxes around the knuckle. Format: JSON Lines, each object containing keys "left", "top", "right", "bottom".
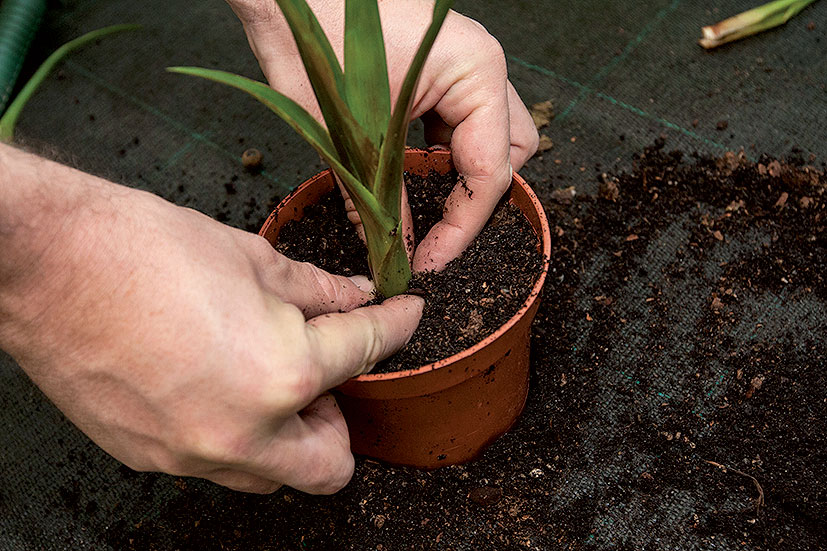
{"left": 270, "top": 356, "right": 322, "bottom": 412}
{"left": 308, "top": 452, "right": 354, "bottom": 495}
{"left": 181, "top": 428, "right": 252, "bottom": 467}
{"left": 228, "top": 0, "right": 278, "bottom": 24}
{"left": 151, "top": 451, "right": 191, "bottom": 477}
{"left": 245, "top": 481, "right": 283, "bottom": 495}
{"left": 476, "top": 35, "right": 506, "bottom": 73}
{"left": 308, "top": 263, "right": 354, "bottom": 305}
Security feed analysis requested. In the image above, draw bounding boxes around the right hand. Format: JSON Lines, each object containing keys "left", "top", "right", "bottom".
{"left": 0, "top": 144, "right": 423, "bottom": 494}
{"left": 227, "top": 0, "right": 539, "bottom": 271}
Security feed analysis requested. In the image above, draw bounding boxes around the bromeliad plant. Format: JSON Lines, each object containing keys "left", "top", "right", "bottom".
{"left": 169, "top": 0, "right": 453, "bottom": 297}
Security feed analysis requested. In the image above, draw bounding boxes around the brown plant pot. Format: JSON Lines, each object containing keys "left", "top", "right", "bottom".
{"left": 259, "top": 148, "right": 551, "bottom": 469}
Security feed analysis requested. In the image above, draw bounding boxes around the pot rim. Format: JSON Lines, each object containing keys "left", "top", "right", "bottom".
{"left": 265, "top": 147, "right": 551, "bottom": 383}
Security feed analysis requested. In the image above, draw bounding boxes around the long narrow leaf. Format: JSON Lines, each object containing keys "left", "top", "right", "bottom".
{"left": 276, "top": 0, "right": 378, "bottom": 186}
{"left": 375, "top": 0, "right": 452, "bottom": 211}
{"left": 0, "top": 24, "right": 140, "bottom": 142}
{"left": 167, "top": 66, "right": 380, "bottom": 217}
{"left": 344, "top": 0, "right": 391, "bottom": 149}
{"left": 699, "top": 0, "right": 817, "bottom": 49}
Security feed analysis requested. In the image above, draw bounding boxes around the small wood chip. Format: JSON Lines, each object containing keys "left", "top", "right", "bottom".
{"left": 599, "top": 175, "right": 620, "bottom": 201}
{"left": 725, "top": 199, "right": 745, "bottom": 212}
{"left": 626, "top": 233, "right": 639, "bottom": 241}
{"left": 774, "top": 192, "right": 789, "bottom": 209}
{"left": 537, "top": 134, "right": 554, "bottom": 152}
{"left": 530, "top": 100, "right": 554, "bottom": 129}
{"left": 242, "top": 148, "right": 263, "bottom": 170}
{"left": 550, "top": 186, "right": 576, "bottom": 204}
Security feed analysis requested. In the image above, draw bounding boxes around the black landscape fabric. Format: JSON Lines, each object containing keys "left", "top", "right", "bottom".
{"left": 1, "top": 0, "right": 825, "bottom": 549}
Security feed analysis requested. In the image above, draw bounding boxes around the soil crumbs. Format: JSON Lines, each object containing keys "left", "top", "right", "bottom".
{"left": 275, "top": 169, "right": 543, "bottom": 373}
{"left": 105, "top": 142, "right": 826, "bottom": 550}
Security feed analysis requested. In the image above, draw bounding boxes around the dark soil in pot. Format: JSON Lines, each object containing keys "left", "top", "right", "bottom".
{"left": 274, "top": 169, "right": 544, "bottom": 373}
{"left": 104, "top": 142, "right": 826, "bottom": 550}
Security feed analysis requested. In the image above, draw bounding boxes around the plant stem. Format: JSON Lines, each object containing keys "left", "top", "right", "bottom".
{"left": 699, "top": 0, "right": 818, "bottom": 49}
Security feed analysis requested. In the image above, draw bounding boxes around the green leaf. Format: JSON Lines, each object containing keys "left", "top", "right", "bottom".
{"left": 0, "top": 24, "right": 140, "bottom": 142}
{"left": 276, "top": 0, "right": 378, "bottom": 187}
{"left": 699, "top": 0, "right": 817, "bottom": 48}
{"left": 375, "top": 0, "right": 452, "bottom": 212}
{"left": 344, "top": 0, "right": 391, "bottom": 149}
{"left": 167, "top": 66, "right": 382, "bottom": 220}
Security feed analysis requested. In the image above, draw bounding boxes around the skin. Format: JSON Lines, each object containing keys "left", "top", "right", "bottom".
{"left": 228, "top": 0, "right": 539, "bottom": 271}
{"left": 0, "top": 143, "right": 422, "bottom": 494}
{"left": 0, "top": 1, "right": 537, "bottom": 495}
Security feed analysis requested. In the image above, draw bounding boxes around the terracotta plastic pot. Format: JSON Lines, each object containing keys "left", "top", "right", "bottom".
{"left": 259, "top": 149, "right": 550, "bottom": 469}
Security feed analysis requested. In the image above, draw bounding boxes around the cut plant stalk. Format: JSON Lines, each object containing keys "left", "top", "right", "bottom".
{"left": 0, "top": 24, "right": 140, "bottom": 142}
{"left": 699, "top": 0, "right": 818, "bottom": 49}
{"left": 169, "top": 0, "right": 453, "bottom": 298}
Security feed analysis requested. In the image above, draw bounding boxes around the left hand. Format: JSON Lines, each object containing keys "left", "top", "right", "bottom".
{"left": 227, "top": 0, "right": 539, "bottom": 271}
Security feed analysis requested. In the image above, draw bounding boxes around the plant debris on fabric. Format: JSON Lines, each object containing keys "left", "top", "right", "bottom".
{"left": 105, "top": 142, "right": 826, "bottom": 550}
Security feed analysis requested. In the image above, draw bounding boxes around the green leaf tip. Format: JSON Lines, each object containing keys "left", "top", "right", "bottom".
{"left": 699, "top": 0, "right": 817, "bottom": 49}
{"left": 0, "top": 23, "right": 141, "bottom": 142}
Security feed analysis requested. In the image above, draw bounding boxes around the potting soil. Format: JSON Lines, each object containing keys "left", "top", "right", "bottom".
{"left": 1, "top": 0, "right": 826, "bottom": 549}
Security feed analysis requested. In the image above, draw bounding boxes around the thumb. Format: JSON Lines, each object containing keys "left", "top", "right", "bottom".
{"left": 306, "top": 295, "right": 424, "bottom": 386}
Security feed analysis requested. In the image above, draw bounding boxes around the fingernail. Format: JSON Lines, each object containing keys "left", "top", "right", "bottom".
{"left": 347, "top": 275, "right": 375, "bottom": 295}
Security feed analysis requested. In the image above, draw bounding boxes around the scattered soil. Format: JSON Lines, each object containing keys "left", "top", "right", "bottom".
{"left": 275, "top": 169, "right": 544, "bottom": 373}
{"left": 104, "top": 142, "right": 826, "bottom": 550}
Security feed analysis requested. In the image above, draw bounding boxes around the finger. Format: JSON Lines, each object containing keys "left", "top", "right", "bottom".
{"left": 261, "top": 251, "right": 374, "bottom": 318}
{"left": 400, "top": 184, "right": 415, "bottom": 260}
{"left": 335, "top": 175, "right": 367, "bottom": 242}
{"left": 306, "top": 295, "right": 424, "bottom": 387}
{"left": 506, "top": 81, "right": 540, "bottom": 170}
{"left": 422, "top": 109, "right": 452, "bottom": 147}
{"left": 412, "top": 92, "right": 512, "bottom": 272}
{"left": 202, "top": 468, "right": 282, "bottom": 494}
{"left": 250, "top": 393, "right": 355, "bottom": 494}
{"left": 336, "top": 174, "right": 415, "bottom": 261}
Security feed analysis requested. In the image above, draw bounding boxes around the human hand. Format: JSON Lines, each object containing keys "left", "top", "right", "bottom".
{"left": 0, "top": 145, "right": 423, "bottom": 494}
{"left": 227, "top": 0, "right": 538, "bottom": 271}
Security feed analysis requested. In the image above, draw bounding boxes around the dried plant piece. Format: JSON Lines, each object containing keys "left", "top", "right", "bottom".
{"left": 537, "top": 134, "right": 553, "bottom": 152}
{"left": 699, "top": 0, "right": 817, "bottom": 50}
{"left": 550, "top": 186, "right": 576, "bottom": 204}
{"left": 530, "top": 100, "right": 554, "bottom": 129}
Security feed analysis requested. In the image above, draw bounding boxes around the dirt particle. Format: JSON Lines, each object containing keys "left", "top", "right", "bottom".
{"left": 550, "top": 186, "right": 576, "bottom": 204}
{"left": 241, "top": 148, "right": 263, "bottom": 171}
{"left": 599, "top": 175, "right": 620, "bottom": 201}
{"left": 468, "top": 486, "right": 503, "bottom": 507}
{"left": 529, "top": 100, "right": 554, "bottom": 129}
{"left": 537, "top": 134, "right": 553, "bottom": 152}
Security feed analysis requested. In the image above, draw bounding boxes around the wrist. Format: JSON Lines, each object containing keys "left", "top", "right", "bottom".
{"left": 0, "top": 144, "right": 136, "bottom": 364}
